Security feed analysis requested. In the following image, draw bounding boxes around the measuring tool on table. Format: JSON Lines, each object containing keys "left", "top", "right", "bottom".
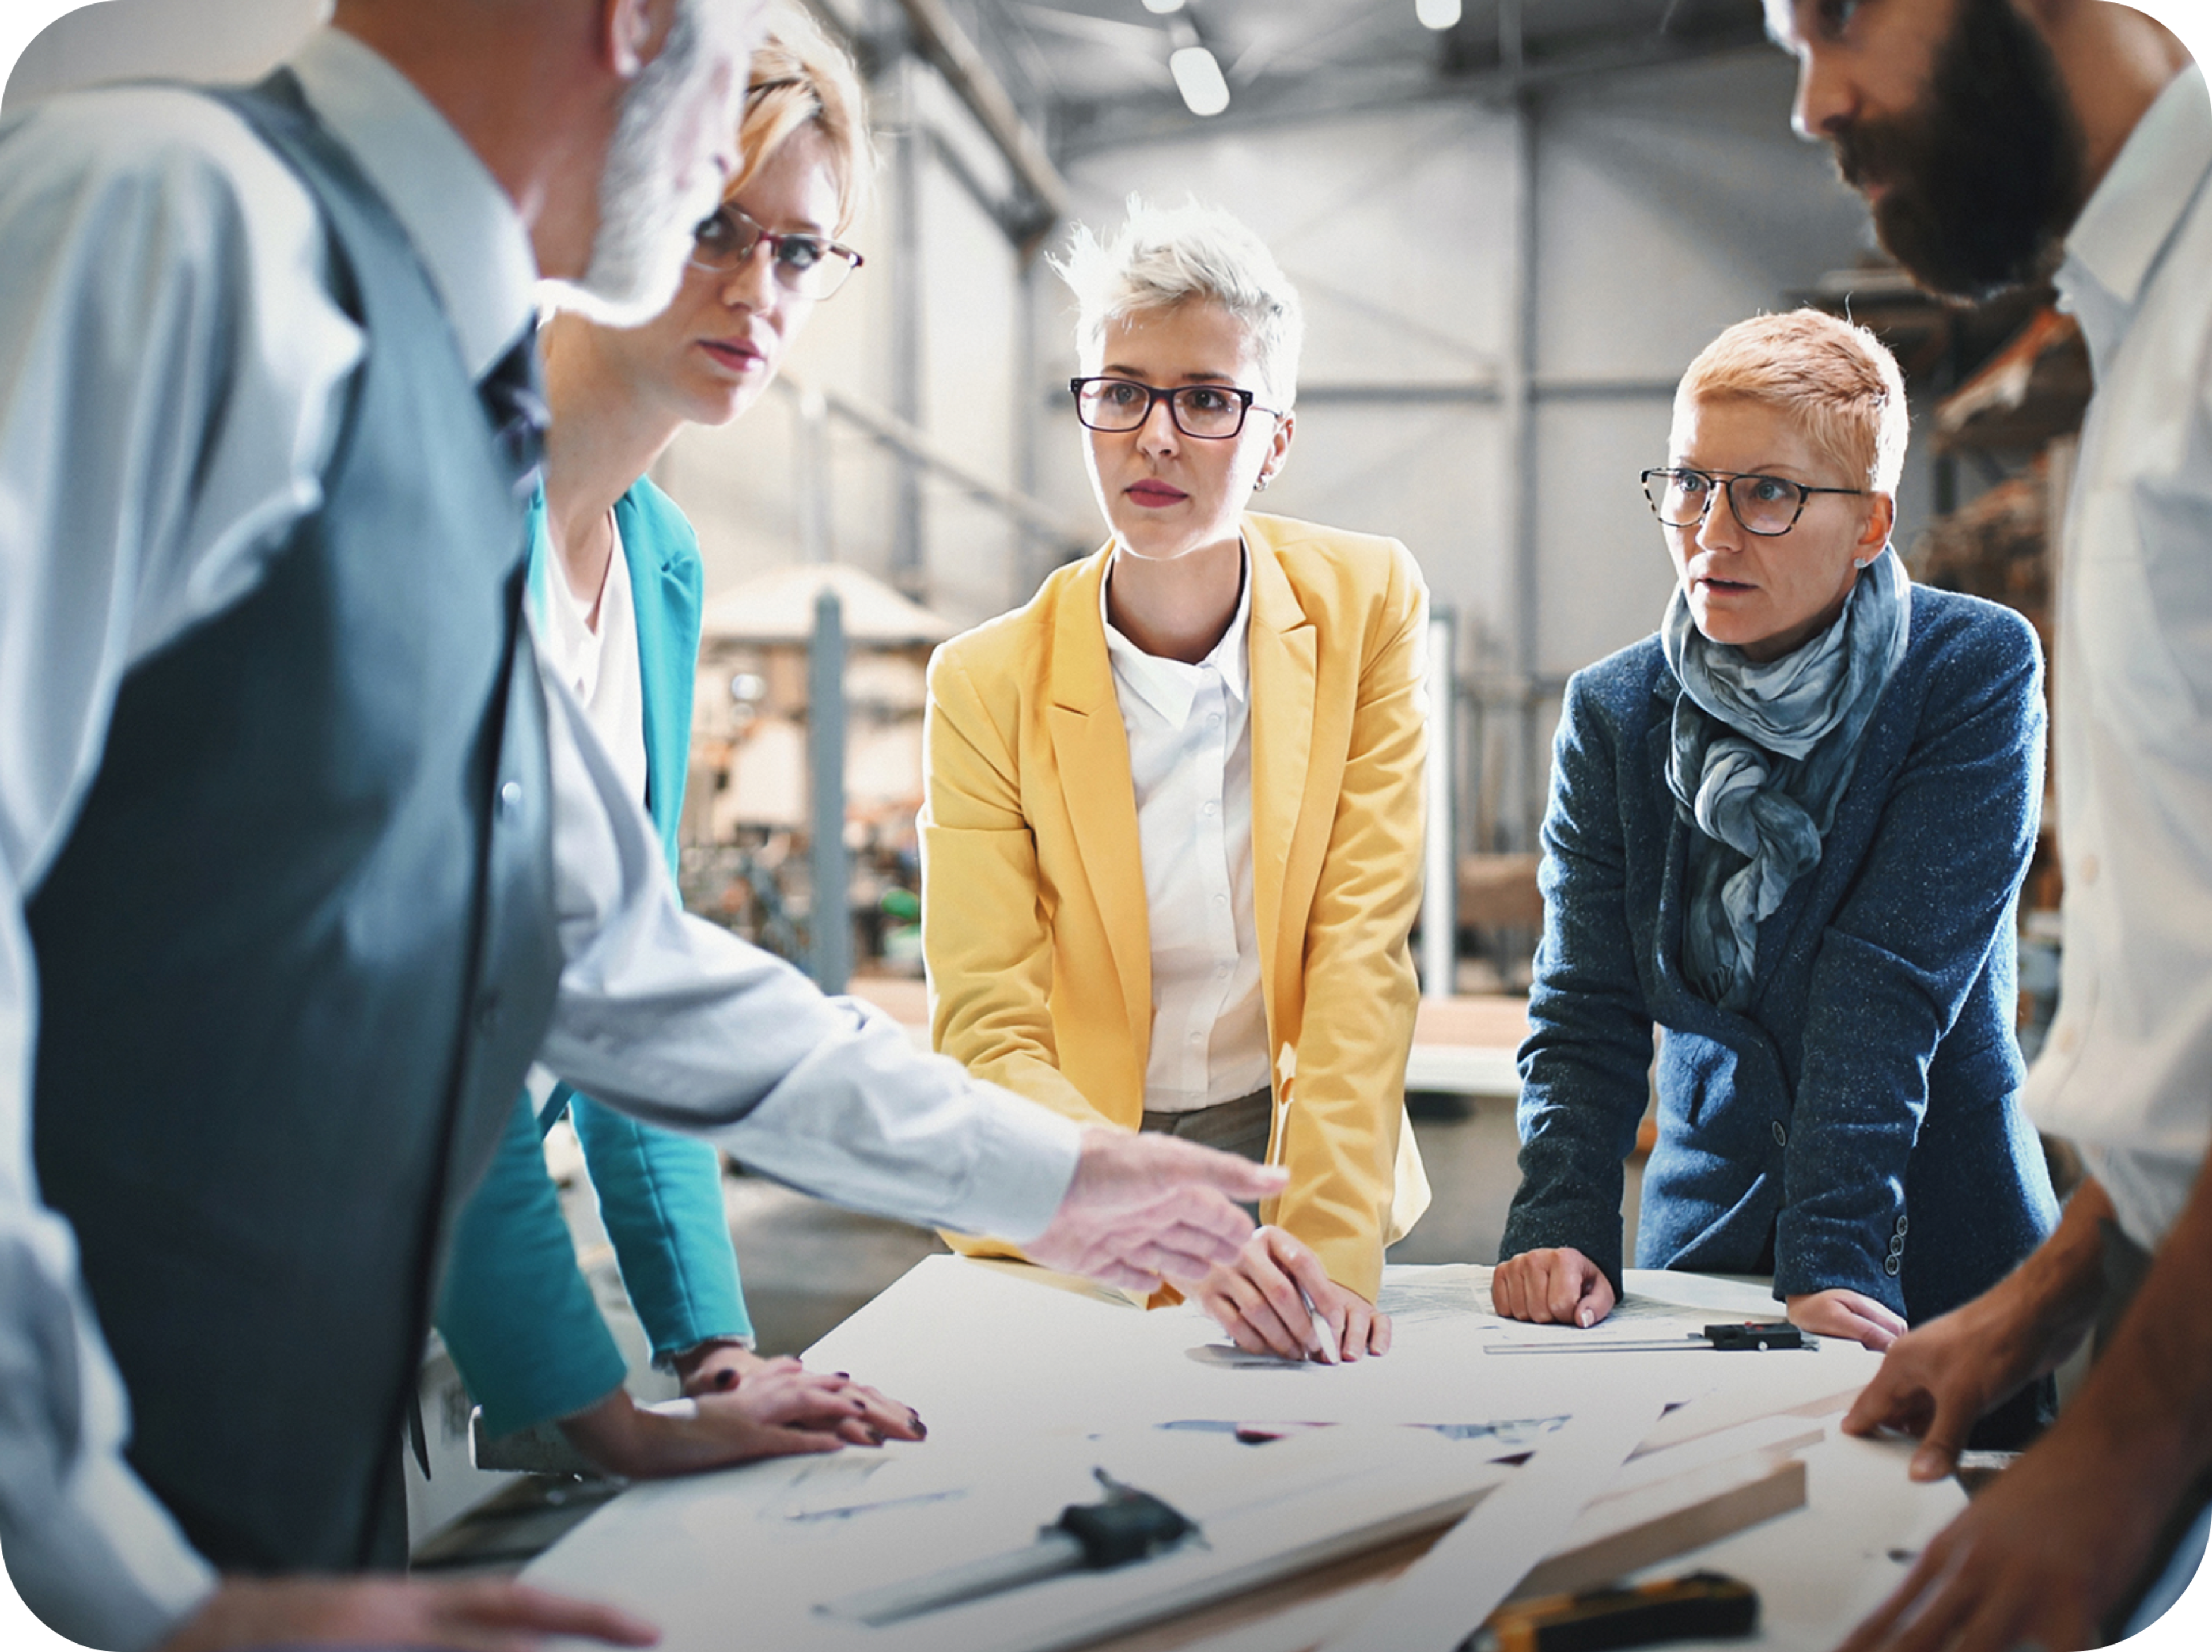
{"left": 1484, "top": 1321, "right": 1813, "bottom": 1355}
{"left": 816, "top": 1467, "right": 1202, "bottom": 1626}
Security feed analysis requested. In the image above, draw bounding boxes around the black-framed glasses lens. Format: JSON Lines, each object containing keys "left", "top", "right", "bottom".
{"left": 1072, "top": 378, "right": 1252, "bottom": 439}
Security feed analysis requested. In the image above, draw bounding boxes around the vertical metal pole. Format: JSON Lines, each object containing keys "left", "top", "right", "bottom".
{"left": 1506, "top": 77, "right": 1543, "bottom": 852}
{"left": 1421, "top": 608, "right": 1457, "bottom": 1000}
{"left": 890, "top": 56, "right": 927, "bottom": 600}
{"left": 796, "top": 383, "right": 831, "bottom": 565}
{"left": 808, "top": 589, "right": 851, "bottom": 994}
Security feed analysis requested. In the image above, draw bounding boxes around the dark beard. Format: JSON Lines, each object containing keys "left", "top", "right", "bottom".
{"left": 1830, "top": 0, "right": 2085, "bottom": 301}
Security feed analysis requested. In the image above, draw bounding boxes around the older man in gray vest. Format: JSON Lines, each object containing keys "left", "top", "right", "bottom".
{"left": 0, "top": 3, "right": 1281, "bottom": 1648}
{"left": 1764, "top": 2, "right": 2212, "bottom": 1649}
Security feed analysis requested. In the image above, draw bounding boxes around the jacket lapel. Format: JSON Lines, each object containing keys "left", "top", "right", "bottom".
{"left": 618, "top": 491, "right": 700, "bottom": 860}
{"left": 1246, "top": 521, "right": 1317, "bottom": 1029}
{"left": 1047, "top": 550, "right": 1153, "bottom": 1063}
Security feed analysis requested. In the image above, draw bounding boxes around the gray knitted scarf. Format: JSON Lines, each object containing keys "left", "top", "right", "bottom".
{"left": 1661, "top": 549, "right": 1911, "bottom": 1010}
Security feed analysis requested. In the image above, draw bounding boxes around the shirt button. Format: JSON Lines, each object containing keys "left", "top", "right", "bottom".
{"left": 476, "top": 992, "right": 503, "bottom": 1035}
{"left": 498, "top": 780, "right": 523, "bottom": 820}
{"left": 1217, "top": 965, "right": 1232, "bottom": 979}
{"left": 1771, "top": 1121, "right": 1788, "bottom": 1147}
{"left": 1207, "top": 714, "right": 1222, "bottom": 729}
{"left": 1202, "top": 801, "right": 1217, "bottom": 817}
{"left": 1215, "top": 893, "right": 1229, "bottom": 907}
{"left": 2080, "top": 852, "right": 2100, "bottom": 885}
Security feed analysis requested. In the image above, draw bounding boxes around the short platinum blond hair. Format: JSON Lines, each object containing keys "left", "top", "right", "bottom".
{"left": 1055, "top": 197, "right": 1305, "bottom": 408}
{"left": 1675, "top": 308, "right": 1910, "bottom": 495}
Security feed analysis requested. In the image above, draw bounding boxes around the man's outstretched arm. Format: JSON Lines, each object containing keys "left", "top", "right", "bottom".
{"left": 1838, "top": 1167, "right": 2212, "bottom": 1652}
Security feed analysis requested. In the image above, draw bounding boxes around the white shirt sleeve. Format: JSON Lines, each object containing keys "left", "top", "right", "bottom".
{"left": 532, "top": 660, "right": 1084, "bottom": 1243}
{"left": 0, "top": 89, "right": 360, "bottom": 1646}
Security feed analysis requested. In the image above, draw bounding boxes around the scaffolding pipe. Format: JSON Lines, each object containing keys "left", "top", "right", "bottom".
{"left": 889, "top": 0, "right": 1071, "bottom": 242}
{"left": 808, "top": 589, "right": 851, "bottom": 994}
{"left": 772, "top": 374, "right": 1093, "bottom": 557}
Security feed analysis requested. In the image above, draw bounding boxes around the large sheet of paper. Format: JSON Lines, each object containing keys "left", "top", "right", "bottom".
{"left": 529, "top": 1260, "right": 1911, "bottom": 1652}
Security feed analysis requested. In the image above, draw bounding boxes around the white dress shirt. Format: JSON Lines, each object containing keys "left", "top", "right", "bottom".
{"left": 2023, "top": 66, "right": 2212, "bottom": 1253}
{"left": 1102, "top": 556, "right": 1272, "bottom": 1113}
{"left": 0, "top": 31, "right": 1077, "bottom": 1647}
{"left": 536, "top": 517, "right": 651, "bottom": 812}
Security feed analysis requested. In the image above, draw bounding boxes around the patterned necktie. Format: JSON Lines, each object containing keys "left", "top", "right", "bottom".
{"left": 478, "top": 329, "right": 548, "bottom": 500}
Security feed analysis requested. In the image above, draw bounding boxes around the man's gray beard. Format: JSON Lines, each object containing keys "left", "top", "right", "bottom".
{"left": 567, "top": 0, "right": 723, "bottom": 325}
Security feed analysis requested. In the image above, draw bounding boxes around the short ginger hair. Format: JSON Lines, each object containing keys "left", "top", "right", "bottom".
{"left": 1673, "top": 308, "right": 1910, "bottom": 495}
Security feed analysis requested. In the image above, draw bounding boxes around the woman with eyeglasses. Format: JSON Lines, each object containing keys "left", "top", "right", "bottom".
{"left": 920, "top": 200, "right": 1431, "bottom": 1362}
{"left": 434, "top": 7, "right": 921, "bottom": 1478}
{"left": 1493, "top": 312, "right": 2057, "bottom": 1426}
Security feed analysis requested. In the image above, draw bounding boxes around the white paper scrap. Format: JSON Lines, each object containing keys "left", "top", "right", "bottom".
{"left": 1318, "top": 1395, "right": 1668, "bottom": 1652}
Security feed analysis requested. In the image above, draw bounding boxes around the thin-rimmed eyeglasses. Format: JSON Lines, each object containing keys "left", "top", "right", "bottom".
{"left": 1642, "top": 467, "right": 1867, "bottom": 537}
{"left": 688, "top": 202, "right": 863, "bottom": 299}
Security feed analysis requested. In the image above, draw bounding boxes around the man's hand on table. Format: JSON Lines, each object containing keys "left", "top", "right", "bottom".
{"left": 1025, "top": 1127, "right": 1286, "bottom": 1293}
{"left": 160, "top": 1577, "right": 658, "bottom": 1652}
{"left": 1492, "top": 1246, "right": 1616, "bottom": 1327}
{"left": 1787, "top": 1287, "right": 1906, "bottom": 1351}
{"left": 1834, "top": 1409, "right": 2170, "bottom": 1652}
{"left": 673, "top": 1340, "right": 924, "bottom": 1446}
{"left": 1195, "top": 1225, "right": 1389, "bottom": 1361}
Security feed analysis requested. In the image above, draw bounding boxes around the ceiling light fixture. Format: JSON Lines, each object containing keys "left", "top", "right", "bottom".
{"left": 1168, "top": 45, "right": 1230, "bottom": 116}
{"left": 1141, "top": 0, "right": 1187, "bottom": 13}
{"left": 1416, "top": 0, "right": 1463, "bottom": 29}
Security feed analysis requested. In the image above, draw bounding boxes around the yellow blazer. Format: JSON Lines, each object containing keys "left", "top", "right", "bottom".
{"left": 919, "top": 512, "right": 1432, "bottom": 1302}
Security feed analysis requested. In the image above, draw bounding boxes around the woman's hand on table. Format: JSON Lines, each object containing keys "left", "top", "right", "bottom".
{"left": 1195, "top": 1225, "right": 1389, "bottom": 1362}
{"left": 1491, "top": 1246, "right": 1616, "bottom": 1327}
{"left": 559, "top": 1362, "right": 926, "bottom": 1477}
{"left": 673, "top": 1340, "right": 926, "bottom": 1447}
{"left": 1786, "top": 1287, "right": 1907, "bottom": 1351}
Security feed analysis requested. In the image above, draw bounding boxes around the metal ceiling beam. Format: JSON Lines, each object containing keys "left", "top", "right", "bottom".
{"left": 1050, "top": 30, "right": 1775, "bottom": 160}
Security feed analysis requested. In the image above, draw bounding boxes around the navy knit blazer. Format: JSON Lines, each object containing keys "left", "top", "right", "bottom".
{"left": 1500, "top": 585, "right": 2060, "bottom": 1323}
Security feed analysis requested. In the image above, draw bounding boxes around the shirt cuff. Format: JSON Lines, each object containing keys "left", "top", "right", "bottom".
{"left": 941, "top": 1082, "right": 1082, "bottom": 1244}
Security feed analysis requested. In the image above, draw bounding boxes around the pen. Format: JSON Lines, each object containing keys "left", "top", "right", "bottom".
{"left": 1304, "top": 1293, "right": 1340, "bottom": 1365}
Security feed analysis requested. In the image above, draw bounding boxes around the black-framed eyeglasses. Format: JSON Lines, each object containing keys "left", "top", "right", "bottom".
{"left": 689, "top": 202, "right": 863, "bottom": 298}
{"left": 1070, "top": 376, "right": 1282, "bottom": 440}
{"left": 1641, "top": 467, "right": 1868, "bottom": 537}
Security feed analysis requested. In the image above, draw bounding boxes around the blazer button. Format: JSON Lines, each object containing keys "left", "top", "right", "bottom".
{"left": 1883, "top": 1254, "right": 1901, "bottom": 1278}
{"left": 1895, "top": 1214, "right": 1909, "bottom": 1237}
{"left": 1888, "top": 1233, "right": 1906, "bottom": 1257}
{"left": 1771, "top": 1121, "right": 1788, "bottom": 1147}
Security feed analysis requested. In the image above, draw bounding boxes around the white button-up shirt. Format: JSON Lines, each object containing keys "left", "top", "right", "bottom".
{"left": 1103, "top": 556, "right": 1272, "bottom": 1112}
{"left": 2023, "top": 66, "right": 2212, "bottom": 1252}
{"left": 0, "top": 31, "right": 1077, "bottom": 1645}
{"left": 536, "top": 515, "right": 650, "bottom": 810}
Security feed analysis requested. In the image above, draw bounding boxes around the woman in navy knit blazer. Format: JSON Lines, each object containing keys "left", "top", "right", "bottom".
{"left": 1495, "top": 312, "right": 2058, "bottom": 1421}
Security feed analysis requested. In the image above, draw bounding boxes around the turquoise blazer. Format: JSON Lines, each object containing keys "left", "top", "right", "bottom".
{"left": 436, "top": 478, "right": 749, "bottom": 1438}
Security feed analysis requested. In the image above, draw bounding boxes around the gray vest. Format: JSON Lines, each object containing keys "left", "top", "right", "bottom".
{"left": 25, "top": 73, "right": 560, "bottom": 1573}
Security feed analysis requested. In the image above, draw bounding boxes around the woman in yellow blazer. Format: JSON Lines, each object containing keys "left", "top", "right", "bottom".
{"left": 921, "top": 199, "right": 1430, "bottom": 1362}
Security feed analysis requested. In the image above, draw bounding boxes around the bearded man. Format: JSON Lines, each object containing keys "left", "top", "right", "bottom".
{"left": 1767, "top": 3, "right": 2211, "bottom": 1648}
{"left": 0, "top": 3, "right": 1278, "bottom": 1647}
